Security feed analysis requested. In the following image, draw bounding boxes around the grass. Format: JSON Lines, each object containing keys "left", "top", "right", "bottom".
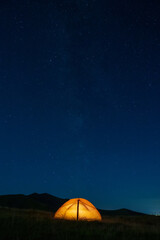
{"left": 0, "top": 207, "right": 160, "bottom": 240}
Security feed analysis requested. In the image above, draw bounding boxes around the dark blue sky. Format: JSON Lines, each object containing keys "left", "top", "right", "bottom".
{"left": 0, "top": 0, "right": 160, "bottom": 214}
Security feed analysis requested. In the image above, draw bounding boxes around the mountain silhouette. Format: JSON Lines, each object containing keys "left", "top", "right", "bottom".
{"left": 99, "top": 208, "right": 145, "bottom": 216}
{"left": 0, "top": 193, "right": 67, "bottom": 212}
{"left": 0, "top": 193, "right": 145, "bottom": 216}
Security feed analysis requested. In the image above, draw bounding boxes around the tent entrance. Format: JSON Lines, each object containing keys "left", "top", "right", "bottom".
{"left": 77, "top": 199, "right": 79, "bottom": 220}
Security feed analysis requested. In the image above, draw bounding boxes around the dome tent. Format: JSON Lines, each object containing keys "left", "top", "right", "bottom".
{"left": 54, "top": 198, "right": 102, "bottom": 221}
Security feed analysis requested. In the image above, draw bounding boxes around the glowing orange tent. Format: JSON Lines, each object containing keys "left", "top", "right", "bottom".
{"left": 54, "top": 198, "right": 102, "bottom": 221}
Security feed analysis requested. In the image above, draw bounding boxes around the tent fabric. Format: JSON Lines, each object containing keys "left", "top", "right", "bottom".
{"left": 54, "top": 198, "right": 102, "bottom": 221}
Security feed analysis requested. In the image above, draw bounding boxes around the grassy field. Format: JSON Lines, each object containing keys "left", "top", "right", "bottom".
{"left": 0, "top": 207, "right": 160, "bottom": 240}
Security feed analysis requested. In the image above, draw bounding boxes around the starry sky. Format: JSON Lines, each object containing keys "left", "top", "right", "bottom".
{"left": 0, "top": 0, "right": 160, "bottom": 214}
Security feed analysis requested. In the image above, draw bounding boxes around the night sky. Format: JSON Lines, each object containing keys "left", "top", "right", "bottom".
{"left": 0, "top": 0, "right": 160, "bottom": 214}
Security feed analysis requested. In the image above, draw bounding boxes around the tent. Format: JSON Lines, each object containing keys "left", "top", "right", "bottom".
{"left": 54, "top": 198, "right": 102, "bottom": 221}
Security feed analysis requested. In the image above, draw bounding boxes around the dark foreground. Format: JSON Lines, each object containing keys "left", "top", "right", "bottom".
{"left": 0, "top": 207, "right": 160, "bottom": 240}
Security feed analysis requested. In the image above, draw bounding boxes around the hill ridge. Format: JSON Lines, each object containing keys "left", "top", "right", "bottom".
{"left": 0, "top": 193, "right": 145, "bottom": 216}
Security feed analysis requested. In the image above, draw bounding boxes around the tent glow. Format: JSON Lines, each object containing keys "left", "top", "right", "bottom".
{"left": 54, "top": 198, "right": 102, "bottom": 221}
